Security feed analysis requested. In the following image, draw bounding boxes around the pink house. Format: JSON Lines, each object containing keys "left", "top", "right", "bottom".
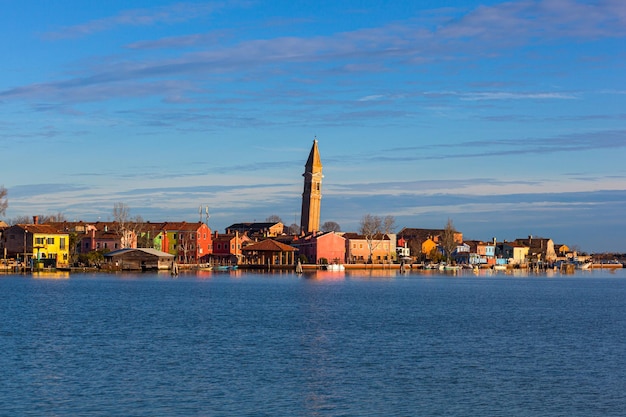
{"left": 294, "top": 231, "right": 346, "bottom": 264}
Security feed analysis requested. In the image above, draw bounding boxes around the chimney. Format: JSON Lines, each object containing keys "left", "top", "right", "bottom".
{"left": 33, "top": 216, "right": 39, "bottom": 225}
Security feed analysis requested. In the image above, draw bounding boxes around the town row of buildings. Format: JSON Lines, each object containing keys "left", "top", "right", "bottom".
{"left": 0, "top": 141, "right": 575, "bottom": 271}
{"left": 0, "top": 216, "right": 570, "bottom": 270}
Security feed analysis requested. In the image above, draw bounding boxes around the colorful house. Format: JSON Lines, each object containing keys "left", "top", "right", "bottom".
{"left": 343, "top": 233, "right": 396, "bottom": 264}
{"left": 514, "top": 236, "right": 556, "bottom": 263}
{"left": 2, "top": 223, "right": 70, "bottom": 269}
{"left": 497, "top": 241, "right": 529, "bottom": 265}
{"left": 422, "top": 238, "right": 439, "bottom": 259}
{"left": 294, "top": 231, "right": 346, "bottom": 264}
{"left": 211, "top": 231, "right": 250, "bottom": 264}
{"left": 162, "top": 222, "right": 212, "bottom": 264}
{"left": 465, "top": 240, "right": 496, "bottom": 265}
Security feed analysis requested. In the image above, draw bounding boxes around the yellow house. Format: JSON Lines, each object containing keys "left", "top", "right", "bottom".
{"left": 422, "top": 238, "right": 438, "bottom": 257}
{"left": 2, "top": 224, "right": 70, "bottom": 269}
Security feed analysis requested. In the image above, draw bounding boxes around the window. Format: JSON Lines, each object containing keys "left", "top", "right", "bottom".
{"left": 36, "top": 237, "right": 45, "bottom": 245}
{"left": 47, "top": 237, "right": 55, "bottom": 245}
{"left": 60, "top": 238, "right": 66, "bottom": 249}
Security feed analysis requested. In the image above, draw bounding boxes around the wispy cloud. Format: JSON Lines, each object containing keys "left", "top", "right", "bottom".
{"left": 42, "top": 2, "right": 229, "bottom": 40}
{"left": 6, "top": 0, "right": 621, "bottom": 107}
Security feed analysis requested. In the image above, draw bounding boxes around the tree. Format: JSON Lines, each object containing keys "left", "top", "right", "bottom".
{"left": 9, "top": 215, "right": 31, "bottom": 225}
{"left": 441, "top": 218, "right": 458, "bottom": 263}
{"left": 41, "top": 212, "right": 67, "bottom": 223}
{"left": 266, "top": 215, "right": 283, "bottom": 223}
{"left": 112, "top": 203, "right": 144, "bottom": 248}
{"left": 0, "top": 186, "right": 7, "bottom": 216}
{"left": 321, "top": 221, "right": 341, "bottom": 233}
{"left": 359, "top": 214, "right": 396, "bottom": 263}
{"left": 288, "top": 223, "right": 300, "bottom": 235}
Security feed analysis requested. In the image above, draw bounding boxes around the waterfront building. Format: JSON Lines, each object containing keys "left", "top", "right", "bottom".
{"left": 514, "top": 236, "right": 557, "bottom": 263}
{"left": 211, "top": 231, "right": 250, "bottom": 265}
{"left": 465, "top": 240, "right": 496, "bottom": 266}
{"left": 1, "top": 221, "right": 70, "bottom": 269}
{"left": 104, "top": 248, "right": 174, "bottom": 271}
{"left": 300, "top": 139, "right": 323, "bottom": 234}
{"left": 398, "top": 227, "right": 464, "bottom": 259}
{"left": 343, "top": 232, "right": 397, "bottom": 264}
{"left": 293, "top": 231, "right": 346, "bottom": 264}
{"left": 161, "top": 222, "right": 212, "bottom": 264}
{"left": 242, "top": 238, "right": 297, "bottom": 266}
{"left": 497, "top": 241, "right": 529, "bottom": 265}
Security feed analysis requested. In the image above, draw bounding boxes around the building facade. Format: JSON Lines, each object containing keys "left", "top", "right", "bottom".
{"left": 1, "top": 223, "right": 70, "bottom": 269}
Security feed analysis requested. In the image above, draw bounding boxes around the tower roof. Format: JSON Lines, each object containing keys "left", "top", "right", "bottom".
{"left": 305, "top": 139, "right": 322, "bottom": 173}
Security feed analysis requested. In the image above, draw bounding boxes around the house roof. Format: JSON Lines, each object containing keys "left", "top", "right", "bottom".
{"left": 16, "top": 224, "right": 67, "bottom": 234}
{"left": 226, "top": 222, "right": 283, "bottom": 233}
{"left": 342, "top": 232, "right": 391, "bottom": 240}
{"left": 242, "top": 239, "right": 296, "bottom": 252}
{"left": 294, "top": 231, "right": 345, "bottom": 243}
{"left": 163, "top": 221, "right": 205, "bottom": 232}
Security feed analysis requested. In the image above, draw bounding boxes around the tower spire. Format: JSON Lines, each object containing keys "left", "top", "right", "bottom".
{"left": 300, "top": 139, "right": 323, "bottom": 234}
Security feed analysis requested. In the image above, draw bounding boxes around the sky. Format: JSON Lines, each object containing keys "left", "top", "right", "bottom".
{"left": 1, "top": 0, "right": 625, "bottom": 253}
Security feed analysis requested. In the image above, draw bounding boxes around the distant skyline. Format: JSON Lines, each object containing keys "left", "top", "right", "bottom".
{"left": 1, "top": 1, "right": 625, "bottom": 252}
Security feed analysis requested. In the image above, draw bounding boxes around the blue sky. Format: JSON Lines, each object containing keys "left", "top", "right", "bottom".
{"left": 1, "top": 0, "right": 625, "bottom": 252}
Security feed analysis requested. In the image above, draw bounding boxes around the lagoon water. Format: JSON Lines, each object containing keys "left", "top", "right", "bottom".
{"left": 1, "top": 268, "right": 625, "bottom": 416}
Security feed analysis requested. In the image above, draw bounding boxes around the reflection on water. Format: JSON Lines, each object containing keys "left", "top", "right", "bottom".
{"left": 0, "top": 269, "right": 624, "bottom": 416}
{"left": 31, "top": 271, "right": 70, "bottom": 279}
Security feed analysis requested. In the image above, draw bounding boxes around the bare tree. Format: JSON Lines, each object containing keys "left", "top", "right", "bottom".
{"left": 359, "top": 214, "right": 396, "bottom": 263}
{"left": 41, "top": 212, "right": 67, "bottom": 223}
{"left": 441, "top": 218, "right": 458, "bottom": 263}
{"left": 9, "top": 215, "right": 31, "bottom": 225}
{"left": 288, "top": 223, "right": 300, "bottom": 235}
{"left": 112, "top": 203, "right": 143, "bottom": 248}
{"left": 321, "top": 221, "right": 341, "bottom": 233}
{"left": 0, "top": 186, "right": 7, "bottom": 216}
{"left": 266, "top": 215, "right": 283, "bottom": 223}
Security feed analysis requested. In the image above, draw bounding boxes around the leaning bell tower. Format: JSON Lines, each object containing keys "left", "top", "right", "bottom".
{"left": 300, "top": 139, "right": 323, "bottom": 234}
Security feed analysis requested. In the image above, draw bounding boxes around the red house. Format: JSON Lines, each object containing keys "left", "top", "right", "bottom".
{"left": 162, "top": 222, "right": 212, "bottom": 264}
{"left": 211, "top": 231, "right": 250, "bottom": 265}
{"left": 294, "top": 231, "right": 346, "bottom": 264}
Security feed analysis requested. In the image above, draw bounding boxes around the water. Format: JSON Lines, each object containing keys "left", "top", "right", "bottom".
{"left": 1, "top": 269, "right": 625, "bottom": 416}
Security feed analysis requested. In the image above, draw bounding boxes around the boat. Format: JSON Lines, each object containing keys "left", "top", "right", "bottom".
{"left": 492, "top": 264, "right": 507, "bottom": 271}
{"left": 443, "top": 265, "right": 462, "bottom": 271}
{"left": 324, "top": 264, "right": 345, "bottom": 271}
{"left": 215, "top": 265, "right": 238, "bottom": 271}
{"left": 577, "top": 261, "right": 592, "bottom": 270}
